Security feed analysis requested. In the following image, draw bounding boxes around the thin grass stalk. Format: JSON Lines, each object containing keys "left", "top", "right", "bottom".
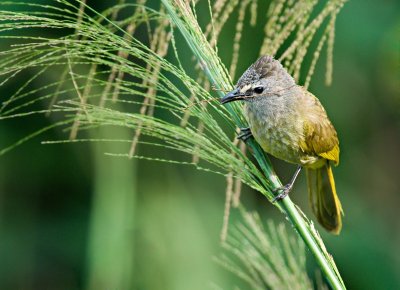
{"left": 161, "top": 1, "right": 345, "bottom": 289}
{"left": 129, "top": 11, "right": 171, "bottom": 157}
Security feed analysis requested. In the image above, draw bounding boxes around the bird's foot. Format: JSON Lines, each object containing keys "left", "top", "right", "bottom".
{"left": 237, "top": 127, "right": 253, "bottom": 142}
{"left": 271, "top": 165, "right": 302, "bottom": 202}
{"left": 272, "top": 183, "right": 293, "bottom": 202}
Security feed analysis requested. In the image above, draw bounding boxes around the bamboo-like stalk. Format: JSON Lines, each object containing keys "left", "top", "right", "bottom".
{"left": 161, "top": 1, "right": 345, "bottom": 289}
{"left": 86, "top": 127, "right": 137, "bottom": 290}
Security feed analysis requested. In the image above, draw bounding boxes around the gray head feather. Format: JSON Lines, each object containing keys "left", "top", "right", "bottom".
{"left": 236, "top": 56, "right": 295, "bottom": 89}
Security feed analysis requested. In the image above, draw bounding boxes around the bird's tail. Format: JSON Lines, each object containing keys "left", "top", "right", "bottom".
{"left": 306, "top": 162, "right": 343, "bottom": 234}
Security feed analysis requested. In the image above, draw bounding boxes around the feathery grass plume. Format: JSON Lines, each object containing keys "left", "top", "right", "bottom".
{"left": 0, "top": 0, "right": 346, "bottom": 289}
{"left": 191, "top": 78, "right": 210, "bottom": 164}
{"left": 229, "top": 0, "right": 251, "bottom": 80}
{"left": 0, "top": 0, "right": 266, "bottom": 194}
{"left": 258, "top": 0, "right": 346, "bottom": 86}
{"left": 216, "top": 208, "right": 315, "bottom": 290}
{"left": 221, "top": 170, "right": 235, "bottom": 243}
{"left": 205, "top": 0, "right": 240, "bottom": 48}
{"left": 98, "top": 0, "right": 150, "bottom": 108}
{"left": 232, "top": 141, "right": 246, "bottom": 207}
{"left": 128, "top": 5, "right": 172, "bottom": 157}
{"left": 275, "top": 0, "right": 346, "bottom": 85}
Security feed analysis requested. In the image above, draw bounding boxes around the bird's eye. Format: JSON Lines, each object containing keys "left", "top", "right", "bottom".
{"left": 254, "top": 86, "right": 264, "bottom": 94}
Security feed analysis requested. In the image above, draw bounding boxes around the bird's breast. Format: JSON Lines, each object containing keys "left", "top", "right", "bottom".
{"left": 244, "top": 99, "right": 305, "bottom": 164}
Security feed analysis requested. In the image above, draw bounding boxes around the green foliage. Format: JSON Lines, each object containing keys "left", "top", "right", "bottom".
{"left": 217, "top": 208, "right": 314, "bottom": 290}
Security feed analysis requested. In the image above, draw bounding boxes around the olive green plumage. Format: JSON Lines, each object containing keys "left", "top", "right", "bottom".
{"left": 234, "top": 56, "right": 343, "bottom": 234}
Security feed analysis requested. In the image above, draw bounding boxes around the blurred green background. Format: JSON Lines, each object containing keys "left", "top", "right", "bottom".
{"left": 0, "top": 0, "right": 399, "bottom": 289}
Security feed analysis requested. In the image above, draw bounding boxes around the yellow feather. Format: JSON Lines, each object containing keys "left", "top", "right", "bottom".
{"left": 301, "top": 117, "right": 340, "bottom": 166}
{"left": 306, "top": 162, "right": 343, "bottom": 234}
{"left": 318, "top": 144, "right": 340, "bottom": 165}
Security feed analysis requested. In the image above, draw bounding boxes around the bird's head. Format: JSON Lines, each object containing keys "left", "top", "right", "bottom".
{"left": 220, "top": 55, "right": 295, "bottom": 104}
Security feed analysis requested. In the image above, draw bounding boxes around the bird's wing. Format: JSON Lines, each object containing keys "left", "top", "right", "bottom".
{"left": 299, "top": 92, "right": 340, "bottom": 165}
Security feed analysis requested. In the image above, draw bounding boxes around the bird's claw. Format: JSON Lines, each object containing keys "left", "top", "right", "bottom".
{"left": 271, "top": 166, "right": 302, "bottom": 202}
{"left": 237, "top": 127, "right": 253, "bottom": 142}
{"left": 272, "top": 184, "right": 292, "bottom": 202}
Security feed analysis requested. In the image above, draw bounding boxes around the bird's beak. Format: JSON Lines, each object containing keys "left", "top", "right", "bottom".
{"left": 220, "top": 88, "right": 244, "bottom": 104}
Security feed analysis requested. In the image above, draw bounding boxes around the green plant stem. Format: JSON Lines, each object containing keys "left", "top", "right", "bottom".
{"left": 162, "top": 1, "right": 346, "bottom": 289}
{"left": 86, "top": 127, "right": 136, "bottom": 290}
{"left": 281, "top": 198, "right": 343, "bottom": 290}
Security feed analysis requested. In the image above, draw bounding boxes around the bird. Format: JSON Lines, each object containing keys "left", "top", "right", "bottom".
{"left": 220, "top": 55, "right": 343, "bottom": 234}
